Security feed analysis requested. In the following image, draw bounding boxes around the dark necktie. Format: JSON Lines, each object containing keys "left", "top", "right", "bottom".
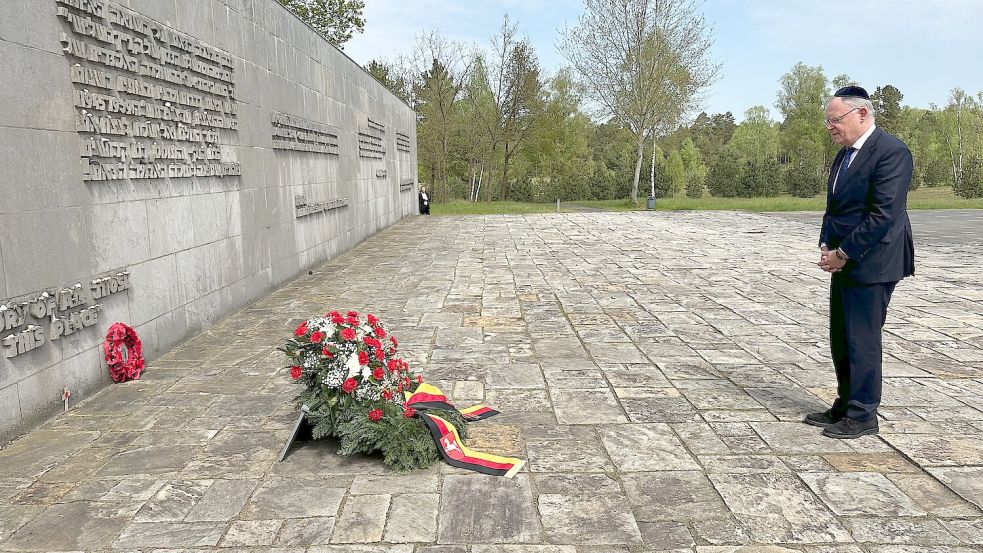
{"left": 834, "top": 147, "right": 856, "bottom": 193}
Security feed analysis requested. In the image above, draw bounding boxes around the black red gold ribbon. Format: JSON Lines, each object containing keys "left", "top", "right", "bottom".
{"left": 404, "top": 383, "right": 522, "bottom": 477}
{"left": 404, "top": 383, "right": 500, "bottom": 420}
{"left": 419, "top": 413, "right": 524, "bottom": 478}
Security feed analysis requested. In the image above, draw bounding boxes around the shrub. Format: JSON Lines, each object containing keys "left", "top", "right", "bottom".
{"left": 955, "top": 157, "right": 983, "bottom": 198}
{"left": 706, "top": 148, "right": 742, "bottom": 197}
{"left": 785, "top": 162, "right": 824, "bottom": 198}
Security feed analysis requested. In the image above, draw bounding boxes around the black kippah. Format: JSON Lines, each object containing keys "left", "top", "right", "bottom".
{"left": 834, "top": 85, "right": 870, "bottom": 99}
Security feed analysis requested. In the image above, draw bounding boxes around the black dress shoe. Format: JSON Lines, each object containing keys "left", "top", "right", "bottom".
{"left": 821, "top": 417, "right": 878, "bottom": 439}
{"left": 803, "top": 410, "right": 842, "bottom": 427}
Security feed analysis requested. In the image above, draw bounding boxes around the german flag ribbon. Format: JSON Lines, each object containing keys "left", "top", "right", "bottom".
{"left": 404, "top": 383, "right": 500, "bottom": 421}
{"left": 419, "top": 413, "right": 524, "bottom": 478}
{"left": 404, "top": 383, "right": 521, "bottom": 477}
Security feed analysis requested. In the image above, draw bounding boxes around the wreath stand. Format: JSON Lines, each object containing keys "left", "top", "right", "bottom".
{"left": 278, "top": 404, "right": 313, "bottom": 462}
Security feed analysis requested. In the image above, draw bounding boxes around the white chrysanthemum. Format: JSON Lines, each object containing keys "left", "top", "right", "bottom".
{"left": 345, "top": 353, "right": 362, "bottom": 378}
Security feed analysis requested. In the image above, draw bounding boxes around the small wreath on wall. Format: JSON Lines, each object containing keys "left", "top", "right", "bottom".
{"left": 103, "top": 323, "right": 145, "bottom": 383}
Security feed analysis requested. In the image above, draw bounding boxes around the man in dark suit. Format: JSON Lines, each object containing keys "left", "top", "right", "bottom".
{"left": 805, "top": 85, "right": 915, "bottom": 439}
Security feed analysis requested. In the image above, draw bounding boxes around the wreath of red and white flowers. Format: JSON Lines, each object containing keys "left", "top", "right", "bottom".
{"left": 103, "top": 322, "right": 145, "bottom": 382}
{"left": 287, "top": 310, "right": 421, "bottom": 416}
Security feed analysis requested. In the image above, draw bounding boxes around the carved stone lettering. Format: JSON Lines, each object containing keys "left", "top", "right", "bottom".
{"left": 0, "top": 271, "right": 130, "bottom": 358}
{"left": 358, "top": 116, "right": 386, "bottom": 159}
{"left": 57, "top": 0, "right": 238, "bottom": 182}
{"left": 396, "top": 131, "right": 411, "bottom": 153}
{"left": 271, "top": 110, "right": 340, "bottom": 155}
{"left": 294, "top": 194, "right": 349, "bottom": 219}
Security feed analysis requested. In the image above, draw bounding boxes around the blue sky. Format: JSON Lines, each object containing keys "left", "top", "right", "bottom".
{"left": 344, "top": 0, "right": 983, "bottom": 122}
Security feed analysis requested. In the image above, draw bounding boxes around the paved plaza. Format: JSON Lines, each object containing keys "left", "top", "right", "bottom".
{"left": 1, "top": 211, "right": 982, "bottom": 552}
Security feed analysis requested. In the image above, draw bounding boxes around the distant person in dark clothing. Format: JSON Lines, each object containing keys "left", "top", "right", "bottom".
{"left": 419, "top": 186, "right": 430, "bottom": 215}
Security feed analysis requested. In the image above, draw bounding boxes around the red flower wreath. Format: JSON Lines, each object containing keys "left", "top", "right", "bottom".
{"left": 103, "top": 322, "right": 145, "bottom": 383}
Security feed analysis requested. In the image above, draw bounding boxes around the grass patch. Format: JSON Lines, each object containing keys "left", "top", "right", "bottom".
{"left": 573, "top": 186, "right": 983, "bottom": 212}
{"left": 573, "top": 196, "right": 826, "bottom": 211}
{"left": 431, "top": 200, "right": 566, "bottom": 215}
{"left": 906, "top": 186, "right": 983, "bottom": 209}
{"left": 428, "top": 187, "right": 982, "bottom": 215}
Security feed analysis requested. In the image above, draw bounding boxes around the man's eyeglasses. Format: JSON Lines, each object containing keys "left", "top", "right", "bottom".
{"left": 825, "top": 107, "right": 860, "bottom": 127}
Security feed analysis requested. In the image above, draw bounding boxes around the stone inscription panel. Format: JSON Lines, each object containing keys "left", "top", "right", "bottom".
{"left": 56, "top": 0, "right": 240, "bottom": 181}
{"left": 1, "top": 271, "right": 130, "bottom": 359}
{"left": 396, "top": 131, "right": 411, "bottom": 153}
{"left": 357, "top": 116, "right": 385, "bottom": 160}
{"left": 271, "top": 111, "right": 339, "bottom": 154}
{"left": 294, "top": 194, "right": 349, "bottom": 219}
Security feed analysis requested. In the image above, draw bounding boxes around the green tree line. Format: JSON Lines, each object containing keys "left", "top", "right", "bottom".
{"left": 370, "top": 41, "right": 983, "bottom": 201}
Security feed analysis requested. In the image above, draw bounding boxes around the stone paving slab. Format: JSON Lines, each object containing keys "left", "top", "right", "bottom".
{"left": 1, "top": 211, "right": 982, "bottom": 551}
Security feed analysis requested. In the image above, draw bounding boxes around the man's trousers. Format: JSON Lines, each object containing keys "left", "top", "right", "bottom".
{"left": 829, "top": 278, "right": 898, "bottom": 422}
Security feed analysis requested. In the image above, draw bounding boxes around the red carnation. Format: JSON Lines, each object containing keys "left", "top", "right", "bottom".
{"left": 382, "top": 389, "right": 394, "bottom": 400}
{"left": 387, "top": 359, "right": 399, "bottom": 372}
{"left": 294, "top": 322, "right": 308, "bottom": 336}
{"left": 322, "top": 347, "right": 334, "bottom": 358}
{"left": 403, "top": 406, "right": 416, "bottom": 418}
{"left": 374, "top": 347, "right": 385, "bottom": 361}
{"left": 290, "top": 366, "right": 302, "bottom": 380}
{"left": 347, "top": 310, "right": 359, "bottom": 318}
{"left": 368, "top": 408, "right": 383, "bottom": 422}
{"left": 342, "top": 378, "right": 357, "bottom": 393}
{"left": 340, "top": 328, "right": 356, "bottom": 341}
{"left": 346, "top": 316, "right": 359, "bottom": 326}
{"left": 367, "top": 314, "right": 379, "bottom": 326}
{"left": 328, "top": 310, "right": 340, "bottom": 318}
{"left": 310, "top": 331, "right": 325, "bottom": 343}
{"left": 390, "top": 336, "right": 398, "bottom": 348}
{"left": 374, "top": 327, "right": 387, "bottom": 338}
{"left": 330, "top": 312, "right": 344, "bottom": 325}
{"left": 373, "top": 367, "right": 385, "bottom": 380}
{"left": 416, "top": 375, "right": 424, "bottom": 384}
{"left": 358, "top": 350, "right": 370, "bottom": 365}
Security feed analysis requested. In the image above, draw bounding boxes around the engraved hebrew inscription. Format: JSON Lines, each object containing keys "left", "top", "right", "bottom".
{"left": 271, "top": 111, "right": 340, "bottom": 154}
{"left": 56, "top": 0, "right": 240, "bottom": 181}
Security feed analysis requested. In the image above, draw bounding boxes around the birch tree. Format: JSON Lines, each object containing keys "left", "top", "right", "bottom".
{"left": 468, "top": 16, "right": 544, "bottom": 200}
{"left": 559, "top": 0, "right": 718, "bottom": 205}
{"left": 402, "top": 33, "right": 473, "bottom": 200}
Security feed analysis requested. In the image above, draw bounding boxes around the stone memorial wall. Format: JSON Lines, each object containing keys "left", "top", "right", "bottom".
{"left": 0, "top": 0, "right": 418, "bottom": 441}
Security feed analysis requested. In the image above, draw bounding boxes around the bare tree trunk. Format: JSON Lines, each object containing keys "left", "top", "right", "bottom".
{"left": 650, "top": 137, "right": 657, "bottom": 199}
{"left": 956, "top": 103, "right": 964, "bottom": 185}
{"left": 470, "top": 168, "right": 476, "bottom": 202}
{"left": 475, "top": 165, "right": 484, "bottom": 202}
{"left": 631, "top": 136, "right": 644, "bottom": 205}
{"left": 942, "top": 130, "right": 958, "bottom": 186}
{"left": 502, "top": 144, "right": 511, "bottom": 201}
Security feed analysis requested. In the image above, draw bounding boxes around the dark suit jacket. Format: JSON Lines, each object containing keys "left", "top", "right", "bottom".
{"left": 819, "top": 126, "right": 915, "bottom": 284}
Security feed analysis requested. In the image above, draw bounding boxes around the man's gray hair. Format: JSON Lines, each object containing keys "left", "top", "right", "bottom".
{"left": 827, "top": 95, "right": 876, "bottom": 119}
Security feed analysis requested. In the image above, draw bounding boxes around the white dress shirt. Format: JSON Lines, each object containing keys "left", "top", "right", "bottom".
{"left": 832, "top": 124, "right": 877, "bottom": 194}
